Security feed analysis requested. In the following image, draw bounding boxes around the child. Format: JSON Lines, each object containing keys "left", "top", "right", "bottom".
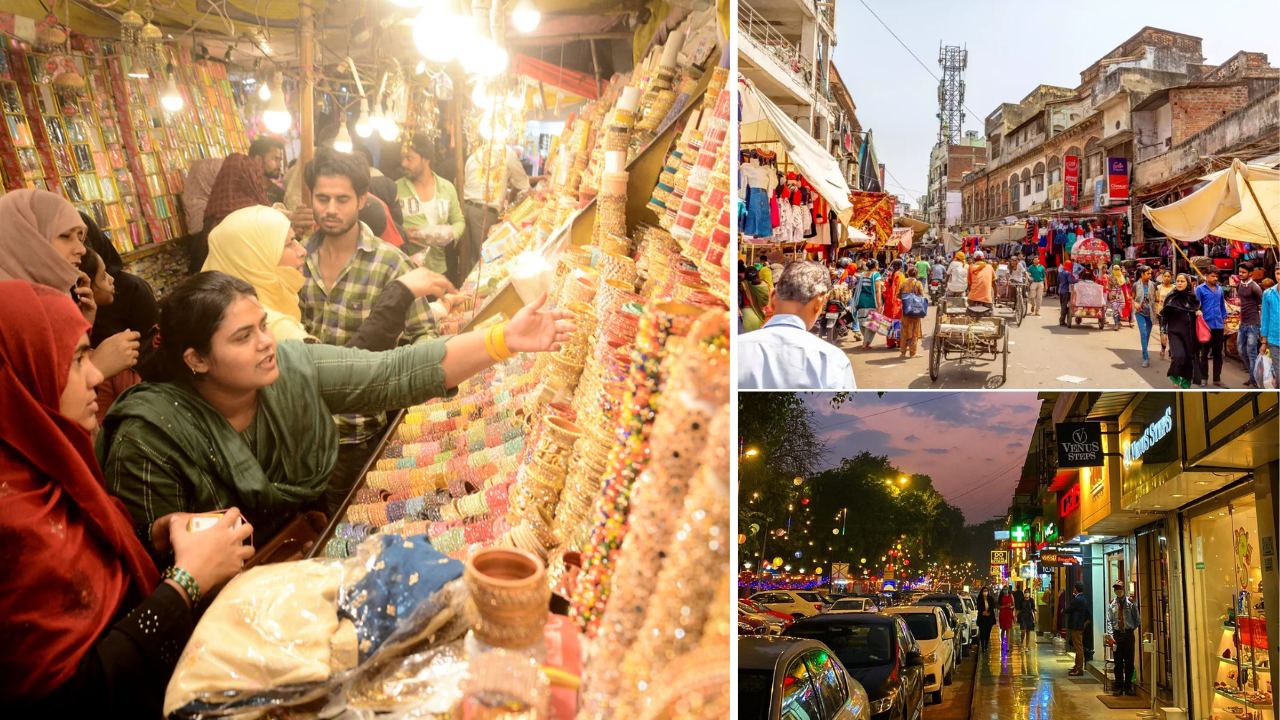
{"left": 81, "top": 248, "right": 142, "bottom": 423}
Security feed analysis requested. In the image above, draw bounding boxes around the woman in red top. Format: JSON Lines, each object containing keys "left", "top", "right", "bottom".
{"left": 998, "top": 586, "right": 1015, "bottom": 647}
{"left": 882, "top": 259, "right": 904, "bottom": 349}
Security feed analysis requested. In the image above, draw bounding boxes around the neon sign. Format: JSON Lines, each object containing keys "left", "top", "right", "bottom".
{"left": 1059, "top": 484, "right": 1081, "bottom": 517}
{"left": 1125, "top": 407, "right": 1174, "bottom": 463}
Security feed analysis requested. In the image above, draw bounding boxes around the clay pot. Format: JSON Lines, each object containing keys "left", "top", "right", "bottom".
{"left": 465, "top": 548, "right": 551, "bottom": 649}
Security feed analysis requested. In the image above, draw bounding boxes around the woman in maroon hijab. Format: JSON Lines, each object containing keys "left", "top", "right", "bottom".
{"left": 0, "top": 280, "right": 253, "bottom": 715}
{"left": 187, "top": 153, "right": 272, "bottom": 273}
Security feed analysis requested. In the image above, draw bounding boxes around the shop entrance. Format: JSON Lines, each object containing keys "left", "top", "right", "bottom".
{"left": 1136, "top": 524, "right": 1175, "bottom": 705}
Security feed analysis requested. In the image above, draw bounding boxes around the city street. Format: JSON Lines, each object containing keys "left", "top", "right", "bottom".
{"left": 971, "top": 638, "right": 1143, "bottom": 720}
{"left": 836, "top": 295, "right": 1253, "bottom": 389}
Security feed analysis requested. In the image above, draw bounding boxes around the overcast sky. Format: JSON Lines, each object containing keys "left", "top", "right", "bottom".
{"left": 803, "top": 392, "right": 1043, "bottom": 523}
{"left": 832, "top": 0, "right": 1280, "bottom": 206}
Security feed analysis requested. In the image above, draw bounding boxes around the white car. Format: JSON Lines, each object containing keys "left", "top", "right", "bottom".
{"left": 750, "top": 590, "right": 827, "bottom": 619}
{"left": 828, "top": 597, "right": 879, "bottom": 614}
{"left": 961, "top": 595, "right": 979, "bottom": 641}
{"left": 884, "top": 605, "right": 955, "bottom": 704}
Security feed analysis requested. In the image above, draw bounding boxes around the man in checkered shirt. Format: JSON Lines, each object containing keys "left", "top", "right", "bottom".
{"left": 298, "top": 148, "right": 456, "bottom": 513}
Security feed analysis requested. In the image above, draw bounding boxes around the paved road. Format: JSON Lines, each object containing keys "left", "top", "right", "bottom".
{"left": 838, "top": 294, "right": 1253, "bottom": 389}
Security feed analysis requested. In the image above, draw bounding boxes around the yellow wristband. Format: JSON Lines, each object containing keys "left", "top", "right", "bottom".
{"left": 494, "top": 322, "right": 514, "bottom": 359}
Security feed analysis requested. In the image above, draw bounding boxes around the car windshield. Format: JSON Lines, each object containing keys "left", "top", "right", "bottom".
{"left": 832, "top": 599, "right": 867, "bottom": 611}
{"left": 796, "top": 592, "right": 823, "bottom": 604}
{"left": 924, "top": 595, "right": 964, "bottom": 614}
{"left": 786, "top": 623, "right": 894, "bottom": 668}
{"left": 738, "top": 669, "right": 774, "bottom": 720}
{"left": 899, "top": 612, "right": 939, "bottom": 640}
{"left": 963, "top": 597, "right": 976, "bottom": 612}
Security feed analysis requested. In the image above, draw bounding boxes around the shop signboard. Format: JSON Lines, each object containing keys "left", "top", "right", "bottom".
{"left": 1093, "top": 179, "right": 1105, "bottom": 212}
{"left": 831, "top": 562, "right": 851, "bottom": 582}
{"left": 1121, "top": 398, "right": 1181, "bottom": 502}
{"left": 1064, "top": 155, "right": 1080, "bottom": 209}
{"left": 1107, "top": 157, "right": 1129, "bottom": 201}
{"left": 1056, "top": 422, "right": 1103, "bottom": 468}
{"left": 991, "top": 550, "right": 1009, "bottom": 566}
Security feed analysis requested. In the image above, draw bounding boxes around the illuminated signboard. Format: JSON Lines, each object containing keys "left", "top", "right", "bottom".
{"left": 1010, "top": 542, "right": 1029, "bottom": 549}
{"left": 1059, "top": 484, "right": 1081, "bottom": 517}
{"left": 1122, "top": 398, "right": 1182, "bottom": 500}
{"left": 1056, "top": 422, "right": 1103, "bottom": 468}
{"left": 1011, "top": 525, "right": 1030, "bottom": 543}
{"left": 1125, "top": 407, "right": 1174, "bottom": 463}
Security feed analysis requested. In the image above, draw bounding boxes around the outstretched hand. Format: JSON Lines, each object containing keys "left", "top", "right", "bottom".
{"left": 504, "top": 292, "right": 576, "bottom": 353}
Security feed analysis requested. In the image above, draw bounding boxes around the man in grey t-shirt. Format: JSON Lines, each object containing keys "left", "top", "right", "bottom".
{"left": 1237, "top": 263, "right": 1264, "bottom": 387}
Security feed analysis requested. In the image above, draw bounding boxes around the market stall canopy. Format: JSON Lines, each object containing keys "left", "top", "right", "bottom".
{"left": 895, "top": 216, "right": 930, "bottom": 235}
{"left": 980, "top": 223, "right": 1025, "bottom": 246}
{"left": 845, "top": 225, "right": 872, "bottom": 245}
{"left": 1142, "top": 159, "right": 1279, "bottom": 246}
{"left": 940, "top": 229, "right": 962, "bottom": 254}
{"left": 887, "top": 227, "right": 913, "bottom": 252}
{"left": 737, "top": 75, "right": 853, "bottom": 224}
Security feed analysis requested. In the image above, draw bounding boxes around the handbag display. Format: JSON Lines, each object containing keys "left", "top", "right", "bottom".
{"left": 244, "top": 511, "right": 329, "bottom": 570}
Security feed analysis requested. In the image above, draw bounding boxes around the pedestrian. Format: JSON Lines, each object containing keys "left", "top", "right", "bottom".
{"left": 1162, "top": 273, "right": 1202, "bottom": 389}
{"left": 1236, "top": 263, "right": 1264, "bottom": 387}
{"left": 1108, "top": 583, "right": 1139, "bottom": 696}
{"left": 945, "top": 252, "right": 968, "bottom": 306}
{"left": 883, "top": 260, "right": 904, "bottom": 349}
{"left": 854, "top": 260, "right": 883, "bottom": 350}
{"left": 1028, "top": 255, "right": 1046, "bottom": 315}
{"left": 1195, "top": 269, "right": 1228, "bottom": 387}
{"left": 976, "top": 585, "right": 996, "bottom": 651}
{"left": 898, "top": 266, "right": 925, "bottom": 358}
{"left": 1107, "top": 265, "right": 1128, "bottom": 331}
{"left": 1155, "top": 270, "right": 1175, "bottom": 360}
{"left": 1133, "top": 266, "right": 1157, "bottom": 367}
{"left": 1262, "top": 265, "right": 1280, "bottom": 388}
{"left": 998, "top": 586, "right": 1015, "bottom": 649}
{"left": 1067, "top": 581, "right": 1090, "bottom": 676}
{"left": 1019, "top": 591, "right": 1037, "bottom": 648}
{"left": 740, "top": 266, "right": 769, "bottom": 332}
{"left": 1058, "top": 262, "right": 1078, "bottom": 326}
{"left": 967, "top": 251, "right": 996, "bottom": 309}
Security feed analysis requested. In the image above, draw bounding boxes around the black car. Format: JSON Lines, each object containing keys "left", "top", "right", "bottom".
{"left": 783, "top": 614, "right": 926, "bottom": 720}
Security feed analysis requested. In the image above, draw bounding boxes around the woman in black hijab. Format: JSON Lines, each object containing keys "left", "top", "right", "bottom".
{"left": 1160, "top": 272, "right": 1202, "bottom": 389}
{"left": 81, "top": 212, "right": 159, "bottom": 349}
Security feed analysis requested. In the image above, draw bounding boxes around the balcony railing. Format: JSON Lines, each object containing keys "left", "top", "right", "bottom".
{"left": 739, "top": 2, "right": 813, "bottom": 92}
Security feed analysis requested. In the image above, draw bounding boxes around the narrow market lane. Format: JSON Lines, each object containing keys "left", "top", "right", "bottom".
{"left": 971, "top": 637, "right": 1141, "bottom": 720}
{"left": 835, "top": 295, "right": 1253, "bottom": 389}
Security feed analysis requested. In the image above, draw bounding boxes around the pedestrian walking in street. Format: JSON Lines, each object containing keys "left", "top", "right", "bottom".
{"left": 1236, "top": 263, "right": 1264, "bottom": 387}
{"left": 883, "top": 260, "right": 904, "bottom": 350}
{"left": 1058, "top": 263, "right": 1078, "bottom": 326}
{"left": 1133, "top": 266, "right": 1157, "bottom": 367}
{"left": 1067, "top": 582, "right": 1090, "bottom": 676}
{"left": 998, "top": 586, "right": 1015, "bottom": 649}
{"left": 945, "top": 252, "right": 968, "bottom": 308}
{"left": 1162, "top": 274, "right": 1203, "bottom": 389}
{"left": 1155, "top": 270, "right": 1175, "bottom": 360}
{"left": 1195, "top": 269, "right": 1228, "bottom": 387}
{"left": 1018, "top": 592, "right": 1036, "bottom": 647}
{"left": 977, "top": 585, "right": 996, "bottom": 651}
{"left": 854, "top": 260, "right": 883, "bottom": 350}
{"left": 1108, "top": 583, "right": 1140, "bottom": 696}
{"left": 1107, "top": 265, "right": 1128, "bottom": 331}
{"left": 968, "top": 251, "right": 996, "bottom": 309}
{"left": 740, "top": 265, "right": 769, "bottom": 332}
{"left": 1028, "top": 256, "right": 1046, "bottom": 315}
{"left": 1262, "top": 265, "right": 1280, "bottom": 387}
{"left": 898, "top": 266, "right": 926, "bottom": 359}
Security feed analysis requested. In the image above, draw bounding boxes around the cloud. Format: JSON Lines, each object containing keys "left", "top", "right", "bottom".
{"left": 1007, "top": 441, "right": 1024, "bottom": 448}
{"left": 923, "top": 448, "right": 949, "bottom": 454}
{"left": 904, "top": 434, "right": 920, "bottom": 443}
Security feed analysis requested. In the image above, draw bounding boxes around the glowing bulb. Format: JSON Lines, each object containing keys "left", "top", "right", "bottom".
{"left": 262, "top": 91, "right": 291, "bottom": 134}
{"left": 370, "top": 104, "right": 387, "bottom": 132}
{"left": 355, "top": 100, "right": 374, "bottom": 138}
{"left": 333, "top": 124, "right": 353, "bottom": 153}
{"left": 161, "top": 74, "right": 184, "bottom": 112}
{"left": 258, "top": 82, "right": 271, "bottom": 101}
{"left": 512, "top": 0, "right": 540, "bottom": 33}
{"left": 414, "top": 5, "right": 466, "bottom": 63}
{"left": 379, "top": 119, "right": 400, "bottom": 142}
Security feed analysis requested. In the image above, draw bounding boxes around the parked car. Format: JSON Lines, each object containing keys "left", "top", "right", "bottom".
{"left": 739, "top": 636, "right": 872, "bottom": 720}
{"left": 959, "top": 594, "right": 978, "bottom": 641}
{"left": 829, "top": 597, "right": 879, "bottom": 614}
{"left": 740, "top": 600, "right": 790, "bottom": 635}
{"left": 751, "top": 590, "right": 827, "bottom": 618}
{"left": 740, "top": 612, "right": 768, "bottom": 636}
{"left": 784, "top": 613, "right": 926, "bottom": 720}
{"left": 912, "top": 600, "right": 966, "bottom": 659}
{"left": 916, "top": 595, "right": 972, "bottom": 655}
{"left": 883, "top": 605, "right": 955, "bottom": 704}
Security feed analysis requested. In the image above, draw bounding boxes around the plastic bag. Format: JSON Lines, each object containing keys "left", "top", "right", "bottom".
{"left": 1257, "top": 349, "right": 1277, "bottom": 389}
{"left": 509, "top": 251, "right": 554, "bottom": 303}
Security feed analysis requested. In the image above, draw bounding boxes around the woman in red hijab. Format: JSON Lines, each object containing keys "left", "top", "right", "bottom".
{"left": 0, "top": 280, "right": 253, "bottom": 715}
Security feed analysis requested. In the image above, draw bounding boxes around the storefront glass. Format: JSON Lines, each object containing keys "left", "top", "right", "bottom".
{"left": 1185, "top": 490, "right": 1273, "bottom": 720}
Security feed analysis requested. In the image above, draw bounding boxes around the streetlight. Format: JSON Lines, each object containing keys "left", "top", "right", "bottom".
{"left": 743, "top": 448, "right": 760, "bottom": 458}
{"left": 899, "top": 477, "right": 909, "bottom": 485}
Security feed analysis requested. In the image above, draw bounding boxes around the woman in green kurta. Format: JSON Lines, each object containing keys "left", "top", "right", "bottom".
{"left": 97, "top": 271, "right": 573, "bottom": 542}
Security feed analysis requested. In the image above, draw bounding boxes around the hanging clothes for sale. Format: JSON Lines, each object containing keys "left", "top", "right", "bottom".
{"left": 739, "top": 153, "right": 775, "bottom": 238}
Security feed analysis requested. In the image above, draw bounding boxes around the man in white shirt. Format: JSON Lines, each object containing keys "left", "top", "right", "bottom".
{"left": 738, "top": 260, "right": 857, "bottom": 390}
{"left": 461, "top": 145, "right": 530, "bottom": 276}
{"left": 946, "top": 252, "right": 969, "bottom": 300}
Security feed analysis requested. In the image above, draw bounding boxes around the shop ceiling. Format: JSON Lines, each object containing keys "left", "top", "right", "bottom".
{"left": 15, "top": 0, "right": 643, "bottom": 76}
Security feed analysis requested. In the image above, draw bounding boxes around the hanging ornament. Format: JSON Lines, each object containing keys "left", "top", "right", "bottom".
{"left": 137, "top": 19, "right": 164, "bottom": 73}
{"left": 119, "top": 10, "right": 144, "bottom": 46}
{"left": 52, "top": 68, "right": 88, "bottom": 104}
{"left": 432, "top": 72, "right": 453, "bottom": 102}
{"left": 36, "top": 21, "right": 68, "bottom": 52}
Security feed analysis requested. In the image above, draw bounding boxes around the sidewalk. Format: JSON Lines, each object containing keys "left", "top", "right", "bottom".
{"left": 970, "top": 634, "right": 1143, "bottom": 720}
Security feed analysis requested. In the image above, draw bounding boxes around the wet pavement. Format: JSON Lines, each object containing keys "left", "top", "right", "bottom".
{"left": 970, "top": 635, "right": 1140, "bottom": 720}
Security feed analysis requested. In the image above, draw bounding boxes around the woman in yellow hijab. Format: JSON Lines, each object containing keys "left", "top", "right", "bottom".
{"left": 202, "top": 206, "right": 451, "bottom": 349}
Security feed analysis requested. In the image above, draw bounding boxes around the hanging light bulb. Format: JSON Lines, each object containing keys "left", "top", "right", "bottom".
{"left": 262, "top": 85, "right": 292, "bottom": 134}
{"left": 126, "top": 54, "right": 150, "bottom": 79}
{"left": 258, "top": 80, "right": 272, "bottom": 101}
{"left": 333, "top": 123, "right": 354, "bottom": 153}
{"left": 161, "top": 66, "right": 184, "bottom": 112}
{"left": 355, "top": 99, "right": 374, "bottom": 138}
{"left": 371, "top": 103, "right": 388, "bottom": 133}
{"left": 512, "top": 0, "right": 540, "bottom": 33}
{"left": 414, "top": 0, "right": 467, "bottom": 64}
{"left": 379, "top": 116, "right": 400, "bottom": 142}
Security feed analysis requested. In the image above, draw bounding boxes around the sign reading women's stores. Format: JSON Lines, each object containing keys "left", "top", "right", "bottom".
{"left": 1055, "top": 422, "right": 1103, "bottom": 468}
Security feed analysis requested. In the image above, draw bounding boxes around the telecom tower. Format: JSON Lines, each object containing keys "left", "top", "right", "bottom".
{"left": 936, "top": 43, "right": 967, "bottom": 146}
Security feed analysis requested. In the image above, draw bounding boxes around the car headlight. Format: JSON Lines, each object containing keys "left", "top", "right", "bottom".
{"left": 870, "top": 690, "right": 898, "bottom": 714}
{"left": 924, "top": 651, "right": 938, "bottom": 664}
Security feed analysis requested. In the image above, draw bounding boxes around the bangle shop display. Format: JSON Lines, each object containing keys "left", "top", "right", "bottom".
{"left": 159, "top": 12, "right": 731, "bottom": 720}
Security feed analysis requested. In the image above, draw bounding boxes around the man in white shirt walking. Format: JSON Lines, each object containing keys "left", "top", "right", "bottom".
{"left": 738, "top": 261, "right": 857, "bottom": 390}
{"left": 462, "top": 145, "right": 530, "bottom": 276}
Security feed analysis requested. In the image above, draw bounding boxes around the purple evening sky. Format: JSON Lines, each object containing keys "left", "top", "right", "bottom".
{"left": 800, "top": 392, "right": 1043, "bottom": 524}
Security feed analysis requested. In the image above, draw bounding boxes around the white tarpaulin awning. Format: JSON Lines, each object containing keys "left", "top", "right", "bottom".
{"left": 981, "top": 223, "right": 1025, "bottom": 246}
{"left": 1142, "top": 159, "right": 1279, "bottom": 246}
{"left": 738, "top": 76, "right": 853, "bottom": 224}
{"left": 845, "top": 225, "right": 872, "bottom": 245}
{"left": 941, "top": 229, "right": 962, "bottom": 254}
